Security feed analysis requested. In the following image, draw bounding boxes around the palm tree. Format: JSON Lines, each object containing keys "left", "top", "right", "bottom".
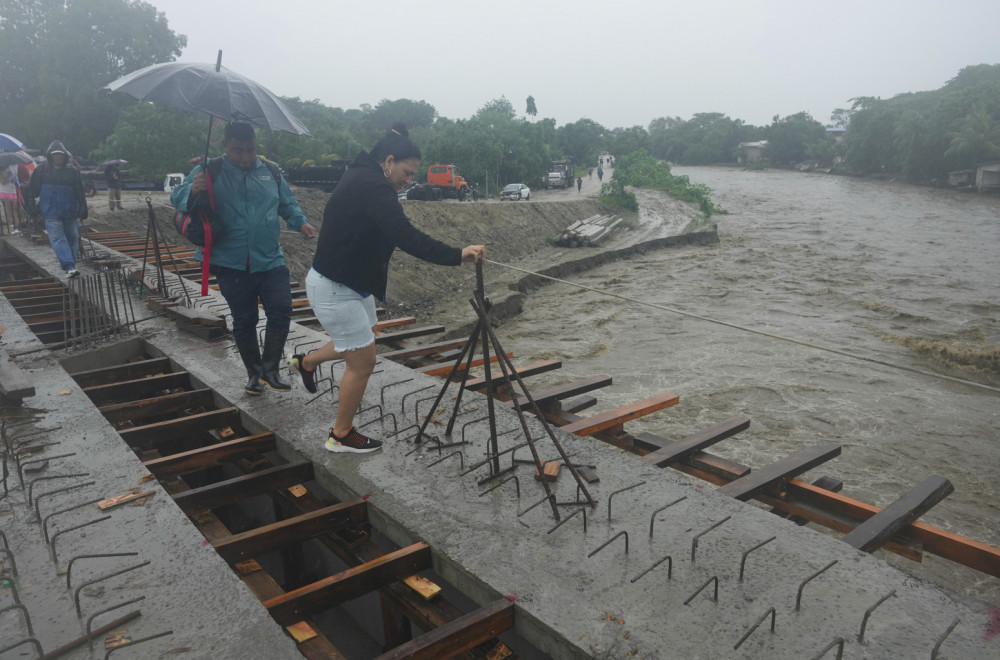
{"left": 944, "top": 102, "right": 1000, "bottom": 165}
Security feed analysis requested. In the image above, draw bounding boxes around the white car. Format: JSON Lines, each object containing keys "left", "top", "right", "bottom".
{"left": 500, "top": 183, "right": 530, "bottom": 201}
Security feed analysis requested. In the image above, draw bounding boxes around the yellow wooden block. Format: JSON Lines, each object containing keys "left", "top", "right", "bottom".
{"left": 286, "top": 621, "right": 317, "bottom": 642}
{"left": 404, "top": 574, "right": 441, "bottom": 600}
{"left": 287, "top": 484, "right": 307, "bottom": 498}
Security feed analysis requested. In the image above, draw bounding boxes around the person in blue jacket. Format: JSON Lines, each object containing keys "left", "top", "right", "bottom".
{"left": 171, "top": 122, "right": 316, "bottom": 395}
{"left": 23, "top": 140, "right": 88, "bottom": 278}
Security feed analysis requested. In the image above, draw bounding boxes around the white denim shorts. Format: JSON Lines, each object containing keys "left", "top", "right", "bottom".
{"left": 305, "top": 268, "right": 377, "bottom": 352}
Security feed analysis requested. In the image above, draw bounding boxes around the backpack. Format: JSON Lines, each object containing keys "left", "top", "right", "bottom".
{"left": 173, "top": 158, "right": 283, "bottom": 295}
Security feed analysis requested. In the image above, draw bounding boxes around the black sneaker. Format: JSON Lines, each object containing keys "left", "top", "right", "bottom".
{"left": 66, "top": 269, "right": 80, "bottom": 278}
{"left": 325, "top": 427, "right": 382, "bottom": 454}
{"left": 289, "top": 353, "right": 317, "bottom": 393}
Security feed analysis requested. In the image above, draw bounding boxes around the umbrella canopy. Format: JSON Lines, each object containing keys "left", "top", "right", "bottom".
{"left": 0, "top": 133, "right": 25, "bottom": 152}
{"left": 96, "top": 158, "right": 128, "bottom": 173}
{"left": 102, "top": 61, "right": 310, "bottom": 136}
{"left": 0, "top": 151, "right": 33, "bottom": 167}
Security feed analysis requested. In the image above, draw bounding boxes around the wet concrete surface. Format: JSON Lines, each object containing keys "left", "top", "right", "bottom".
{"left": 2, "top": 231, "right": 998, "bottom": 659}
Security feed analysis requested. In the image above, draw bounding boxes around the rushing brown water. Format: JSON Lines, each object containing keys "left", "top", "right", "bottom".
{"left": 496, "top": 167, "right": 1000, "bottom": 603}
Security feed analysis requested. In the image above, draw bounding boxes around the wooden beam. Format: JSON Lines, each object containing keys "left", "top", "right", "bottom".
{"left": 81, "top": 371, "right": 190, "bottom": 405}
{"left": 374, "top": 599, "right": 514, "bottom": 660}
{"left": 143, "top": 432, "right": 276, "bottom": 479}
{"left": 264, "top": 543, "right": 432, "bottom": 626}
{"left": 173, "top": 461, "right": 314, "bottom": 512}
{"left": 98, "top": 388, "right": 215, "bottom": 425}
{"left": 503, "top": 376, "right": 613, "bottom": 410}
{"left": 641, "top": 417, "right": 751, "bottom": 467}
{"left": 70, "top": 356, "right": 173, "bottom": 387}
{"left": 464, "top": 360, "right": 563, "bottom": 391}
{"left": 717, "top": 442, "right": 842, "bottom": 501}
{"left": 415, "top": 352, "right": 513, "bottom": 378}
{"left": 118, "top": 407, "right": 242, "bottom": 450}
{"left": 379, "top": 338, "right": 468, "bottom": 362}
{"left": 213, "top": 499, "right": 368, "bottom": 563}
{"left": 559, "top": 392, "right": 680, "bottom": 437}
{"left": 374, "top": 325, "right": 446, "bottom": 344}
{"left": 842, "top": 475, "right": 954, "bottom": 553}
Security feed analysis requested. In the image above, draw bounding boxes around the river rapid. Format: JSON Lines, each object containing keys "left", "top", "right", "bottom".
{"left": 494, "top": 167, "right": 1000, "bottom": 603}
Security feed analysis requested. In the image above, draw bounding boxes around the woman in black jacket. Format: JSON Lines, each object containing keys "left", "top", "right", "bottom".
{"left": 292, "top": 124, "right": 485, "bottom": 453}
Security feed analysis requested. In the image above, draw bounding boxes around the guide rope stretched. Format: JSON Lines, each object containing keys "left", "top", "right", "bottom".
{"left": 483, "top": 259, "right": 1000, "bottom": 395}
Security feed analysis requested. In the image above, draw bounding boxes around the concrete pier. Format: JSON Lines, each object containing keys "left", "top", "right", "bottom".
{"left": 1, "top": 233, "right": 997, "bottom": 659}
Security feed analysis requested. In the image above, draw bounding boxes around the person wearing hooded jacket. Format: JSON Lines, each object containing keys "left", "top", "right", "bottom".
{"left": 171, "top": 122, "right": 316, "bottom": 396}
{"left": 23, "top": 140, "right": 88, "bottom": 277}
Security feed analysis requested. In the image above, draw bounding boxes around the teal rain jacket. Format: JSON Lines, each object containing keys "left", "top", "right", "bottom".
{"left": 171, "top": 156, "right": 310, "bottom": 273}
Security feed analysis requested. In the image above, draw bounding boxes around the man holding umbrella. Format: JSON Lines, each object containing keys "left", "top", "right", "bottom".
{"left": 104, "top": 162, "right": 124, "bottom": 211}
{"left": 23, "top": 140, "right": 88, "bottom": 277}
{"left": 171, "top": 122, "right": 316, "bottom": 395}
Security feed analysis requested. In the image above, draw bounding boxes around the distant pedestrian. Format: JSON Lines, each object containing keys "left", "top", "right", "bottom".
{"left": 597, "top": 166, "right": 604, "bottom": 182}
{"left": 577, "top": 177, "right": 583, "bottom": 192}
{"left": 588, "top": 167, "right": 593, "bottom": 178}
{"left": 23, "top": 140, "right": 88, "bottom": 278}
{"left": 0, "top": 167, "right": 16, "bottom": 234}
{"left": 105, "top": 164, "right": 123, "bottom": 211}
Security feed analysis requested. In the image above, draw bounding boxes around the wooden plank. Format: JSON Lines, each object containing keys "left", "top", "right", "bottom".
{"left": 0, "top": 349, "right": 35, "bottom": 400}
{"left": 464, "top": 360, "right": 563, "bottom": 391}
{"left": 263, "top": 543, "right": 432, "bottom": 626}
{"left": 504, "top": 376, "right": 613, "bottom": 410}
{"left": 82, "top": 371, "right": 190, "bottom": 405}
{"left": 213, "top": 499, "right": 368, "bottom": 563}
{"left": 376, "top": 316, "right": 417, "bottom": 330}
{"left": 98, "top": 388, "right": 215, "bottom": 425}
{"left": 143, "top": 432, "right": 276, "bottom": 479}
{"left": 70, "top": 357, "right": 173, "bottom": 387}
{"left": 416, "top": 353, "right": 513, "bottom": 378}
{"left": 378, "top": 339, "right": 469, "bottom": 362}
{"left": 559, "top": 392, "right": 680, "bottom": 437}
{"left": 374, "top": 599, "right": 514, "bottom": 660}
{"left": 374, "top": 325, "right": 446, "bottom": 344}
{"left": 717, "top": 442, "right": 842, "bottom": 501}
{"left": 842, "top": 475, "right": 954, "bottom": 553}
{"left": 118, "top": 407, "right": 241, "bottom": 450}
{"left": 173, "top": 461, "right": 314, "bottom": 512}
{"left": 772, "top": 475, "right": 843, "bottom": 525}
{"left": 641, "top": 416, "right": 751, "bottom": 467}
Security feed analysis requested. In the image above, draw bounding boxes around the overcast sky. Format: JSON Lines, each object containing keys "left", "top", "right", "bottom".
{"left": 144, "top": 0, "right": 1000, "bottom": 129}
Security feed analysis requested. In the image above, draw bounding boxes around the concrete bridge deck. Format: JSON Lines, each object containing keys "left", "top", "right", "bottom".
{"left": 1, "top": 232, "right": 996, "bottom": 659}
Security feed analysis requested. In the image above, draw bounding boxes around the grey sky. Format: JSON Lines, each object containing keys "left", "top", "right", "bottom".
{"left": 146, "top": 0, "right": 1000, "bottom": 129}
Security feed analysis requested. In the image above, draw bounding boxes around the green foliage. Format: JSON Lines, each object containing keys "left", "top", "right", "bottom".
{"left": 0, "top": 0, "right": 185, "bottom": 154}
{"left": 284, "top": 157, "right": 302, "bottom": 169}
{"left": 525, "top": 95, "right": 537, "bottom": 117}
{"left": 611, "top": 150, "right": 726, "bottom": 217}
{"left": 90, "top": 104, "right": 207, "bottom": 179}
{"left": 647, "top": 113, "right": 762, "bottom": 165}
{"left": 764, "top": 112, "right": 834, "bottom": 167}
{"left": 844, "top": 64, "right": 1000, "bottom": 182}
{"left": 599, "top": 177, "right": 638, "bottom": 212}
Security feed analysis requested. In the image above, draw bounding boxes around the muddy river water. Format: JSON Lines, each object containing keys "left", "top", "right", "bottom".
{"left": 492, "top": 167, "right": 1000, "bottom": 603}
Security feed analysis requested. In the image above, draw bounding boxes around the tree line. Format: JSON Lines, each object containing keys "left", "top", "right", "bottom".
{"left": 3, "top": 1, "right": 997, "bottom": 189}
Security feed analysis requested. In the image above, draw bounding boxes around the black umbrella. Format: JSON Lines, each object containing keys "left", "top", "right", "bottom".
{"left": 102, "top": 51, "right": 309, "bottom": 163}
{"left": 0, "top": 151, "right": 33, "bottom": 167}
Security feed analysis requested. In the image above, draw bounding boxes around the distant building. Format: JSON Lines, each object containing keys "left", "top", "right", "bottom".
{"left": 825, "top": 127, "right": 846, "bottom": 142}
{"left": 946, "top": 169, "right": 975, "bottom": 188}
{"left": 738, "top": 141, "right": 767, "bottom": 164}
{"left": 975, "top": 162, "right": 1000, "bottom": 192}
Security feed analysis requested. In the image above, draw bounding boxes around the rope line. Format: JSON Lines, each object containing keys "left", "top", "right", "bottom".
{"left": 483, "top": 259, "right": 1000, "bottom": 395}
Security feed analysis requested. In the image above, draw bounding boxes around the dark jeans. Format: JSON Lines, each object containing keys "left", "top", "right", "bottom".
{"left": 214, "top": 265, "right": 292, "bottom": 343}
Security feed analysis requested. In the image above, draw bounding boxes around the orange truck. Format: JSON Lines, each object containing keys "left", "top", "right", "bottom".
{"left": 405, "top": 164, "right": 471, "bottom": 201}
